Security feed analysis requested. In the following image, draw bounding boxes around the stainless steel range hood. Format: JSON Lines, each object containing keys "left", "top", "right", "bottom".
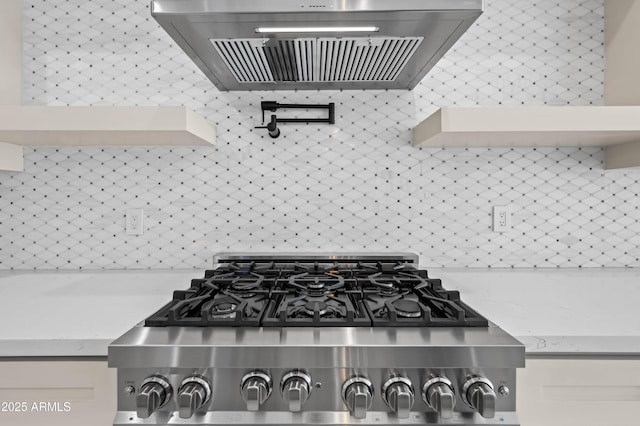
{"left": 151, "top": 0, "right": 483, "bottom": 91}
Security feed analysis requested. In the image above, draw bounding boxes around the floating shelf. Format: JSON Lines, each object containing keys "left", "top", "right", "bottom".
{"left": 412, "top": 106, "right": 640, "bottom": 169}
{"left": 0, "top": 106, "right": 216, "bottom": 147}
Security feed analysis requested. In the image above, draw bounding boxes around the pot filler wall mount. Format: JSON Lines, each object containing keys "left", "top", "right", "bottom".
{"left": 108, "top": 253, "right": 525, "bottom": 426}
{"left": 255, "top": 101, "right": 335, "bottom": 138}
{"left": 151, "top": 1, "right": 484, "bottom": 91}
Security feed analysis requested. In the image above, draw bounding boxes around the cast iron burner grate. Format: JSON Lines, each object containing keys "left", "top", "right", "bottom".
{"left": 144, "top": 257, "right": 488, "bottom": 327}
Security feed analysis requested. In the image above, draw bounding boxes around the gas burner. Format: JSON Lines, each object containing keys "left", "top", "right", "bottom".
{"left": 263, "top": 291, "right": 370, "bottom": 327}
{"left": 369, "top": 279, "right": 400, "bottom": 296}
{"left": 208, "top": 299, "right": 238, "bottom": 318}
{"left": 287, "top": 272, "right": 345, "bottom": 295}
{"left": 360, "top": 292, "right": 431, "bottom": 327}
{"left": 393, "top": 299, "right": 422, "bottom": 318}
{"left": 209, "top": 272, "right": 265, "bottom": 297}
{"left": 302, "top": 300, "right": 329, "bottom": 317}
{"left": 229, "top": 290, "right": 256, "bottom": 299}
{"left": 281, "top": 295, "right": 348, "bottom": 321}
{"left": 231, "top": 277, "right": 262, "bottom": 291}
{"left": 368, "top": 274, "right": 397, "bottom": 289}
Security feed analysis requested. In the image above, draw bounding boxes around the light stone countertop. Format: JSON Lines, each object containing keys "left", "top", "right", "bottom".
{"left": 0, "top": 268, "right": 639, "bottom": 357}
{"left": 428, "top": 268, "right": 640, "bottom": 356}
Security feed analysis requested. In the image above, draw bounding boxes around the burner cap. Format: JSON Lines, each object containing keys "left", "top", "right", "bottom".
{"left": 211, "top": 301, "right": 236, "bottom": 315}
{"left": 368, "top": 274, "right": 399, "bottom": 295}
{"left": 307, "top": 277, "right": 325, "bottom": 290}
{"left": 303, "top": 300, "right": 328, "bottom": 317}
{"left": 230, "top": 276, "right": 262, "bottom": 291}
{"left": 232, "top": 282, "right": 257, "bottom": 290}
{"left": 393, "top": 299, "right": 422, "bottom": 318}
{"left": 378, "top": 286, "right": 399, "bottom": 296}
{"left": 289, "top": 272, "right": 344, "bottom": 295}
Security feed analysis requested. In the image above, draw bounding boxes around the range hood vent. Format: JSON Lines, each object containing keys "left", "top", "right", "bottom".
{"left": 211, "top": 37, "right": 423, "bottom": 83}
{"left": 152, "top": 0, "right": 483, "bottom": 91}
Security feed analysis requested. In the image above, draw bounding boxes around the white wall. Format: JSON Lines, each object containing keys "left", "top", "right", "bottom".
{"left": 1, "top": 0, "right": 639, "bottom": 270}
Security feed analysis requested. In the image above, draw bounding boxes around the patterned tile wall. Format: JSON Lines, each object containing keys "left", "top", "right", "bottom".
{"left": 1, "top": 0, "right": 639, "bottom": 269}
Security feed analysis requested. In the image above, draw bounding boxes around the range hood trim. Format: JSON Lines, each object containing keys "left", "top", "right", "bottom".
{"left": 151, "top": 0, "right": 485, "bottom": 15}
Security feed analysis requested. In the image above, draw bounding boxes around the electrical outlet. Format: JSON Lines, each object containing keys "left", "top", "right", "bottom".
{"left": 493, "top": 205, "right": 511, "bottom": 232}
{"left": 126, "top": 209, "right": 144, "bottom": 235}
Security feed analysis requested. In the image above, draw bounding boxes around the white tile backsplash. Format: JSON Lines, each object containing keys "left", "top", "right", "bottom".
{"left": 1, "top": 0, "right": 639, "bottom": 269}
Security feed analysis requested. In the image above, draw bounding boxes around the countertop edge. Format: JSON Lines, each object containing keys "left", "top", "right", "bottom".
{"left": 518, "top": 335, "right": 640, "bottom": 357}
{"left": 0, "top": 339, "right": 111, "bottom": 358}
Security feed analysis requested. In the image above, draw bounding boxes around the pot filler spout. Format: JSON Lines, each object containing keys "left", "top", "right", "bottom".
{"left": 151, "top": 0, "right": 484, "bottom": 91}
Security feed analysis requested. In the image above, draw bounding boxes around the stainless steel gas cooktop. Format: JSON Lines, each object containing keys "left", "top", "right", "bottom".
{"left": 145, "top": 254, "right": 488, "bottom": 328}
{"left": 109, "top": 253, "right": 525, "bottom": 426}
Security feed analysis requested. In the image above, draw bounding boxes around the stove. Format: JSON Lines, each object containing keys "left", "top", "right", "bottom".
{"left": 109, "top": 254, "right": 525, "bottom": 426}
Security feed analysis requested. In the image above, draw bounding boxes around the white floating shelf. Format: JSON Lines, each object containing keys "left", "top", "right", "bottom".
{"left": 0, "top": 106, "right": 216, "bottom": 147}
{"left": 412, "top": 106, "right": 640, "bottom": 169}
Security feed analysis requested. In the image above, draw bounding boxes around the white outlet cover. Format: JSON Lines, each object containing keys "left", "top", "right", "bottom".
{"left": 493, "top": 205, "right": 511, "bottom": 232}
{"left": 126, "top": 209, "right": 144, "bottom": 235}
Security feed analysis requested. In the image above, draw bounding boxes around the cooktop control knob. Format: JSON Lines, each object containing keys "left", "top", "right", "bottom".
{"left": 462, "top": 376, "right": 496, "bottom": 419}
{"left": 382, "top": 376, "right": 414, "bottom": 418}
{"left": 281, "top": 371, "right": 312, "bottom": 412}
{"left": 178, "top": 375, "right": 212, "bottom": 419}
{"left": 342, "top": 376, "right": 374, "bottom": 419}
{"left": 422, "top": 375, "right": 456, "bottom": 419}
{"left": 136, "top": 375, "right": 172, "bottom": 419}
{"left": 241, "top": 371, "right": 272, "bottom": 411}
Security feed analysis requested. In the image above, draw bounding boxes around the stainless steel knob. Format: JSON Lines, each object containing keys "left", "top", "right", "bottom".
{"left": 241, "top": 371, "right": 272, "bottom": 411}
{"left": 422, "top": 377, "right": 456, "bottom": 419}
{"left": 281, "top": 371, "right": 312, "bottom": 412}
{"left": 462, "top": 376, "right": 496, "bottom": 419}
{"left": 136, "top": 376, "right": 172, "bottom": 419}
{"left": 178, "top": 375, "right": 212, "bottom": 419}
{"left": 382, "top": 376, "right": 414, "bottom": 418}
{"left": 342, "top": 377, "right": 373, "bottom": 419}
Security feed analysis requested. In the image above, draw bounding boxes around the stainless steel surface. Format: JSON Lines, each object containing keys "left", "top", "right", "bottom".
{"left": 241, "top": 371, "right": 273, "bottom": 411}
{"left": 422, "top": 375, "right": 455, "bottom": 419}
{"left": 114, "top": 366, "right": 516, "bottom": 413}
{"left": 382, "top": 376, "right": 414, "bottom": 419}
{"left": 342, "top": 376, "right": 374, "bottom": 419}
{"left": 178, "top": 375, "right": 212, "bottom": 419}
{"left": 112, "top": 325, "right": 522, "bottom": 425}
{"left": 110, "top": 254, "right": 524, "bottom": 426}
{"left": 151, "top": 0, "right": 483, "bottom": 91}
{"left": 135, "top": 375, "right": 172, "bottom": 419}
{"left": 461, "top": 376, "right": 496, "bottom": 419}
{"left": 152, "top": 0, "right": 485, "bottom": 13}
{"left": 109, "top": 325, "right": 525, "bottom": 369}
{"left": 280, "top": 371, "right": 313, "bottom": 412}
{"left": 213, "top": 252, "right": 419, "bottom": 265}
{"left": 113, "top": 410, "right": 521, "bottom": 425}
{"left": 124, "top": 385, "right": 135, "bottom": 396}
